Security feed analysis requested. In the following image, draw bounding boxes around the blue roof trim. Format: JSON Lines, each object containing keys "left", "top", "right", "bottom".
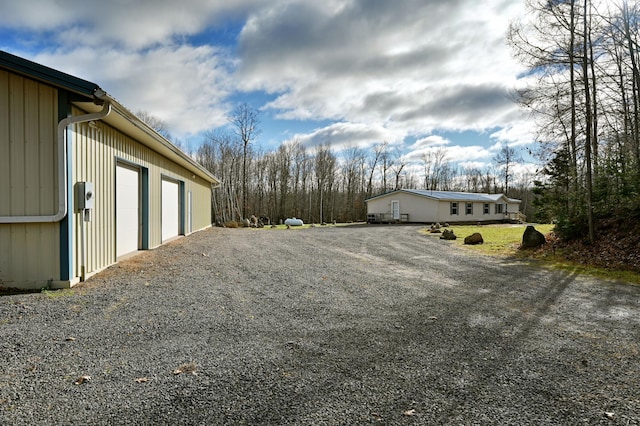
{"left": 0, "top": 50, "right": 100, "bottom": 98}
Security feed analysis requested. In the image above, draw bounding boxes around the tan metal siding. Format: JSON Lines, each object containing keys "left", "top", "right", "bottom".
{"left": 0, "top": 70, "right": 60, "bottom": 287}
{"left": 70, "top": 106, "right": 212, "bottom": 280}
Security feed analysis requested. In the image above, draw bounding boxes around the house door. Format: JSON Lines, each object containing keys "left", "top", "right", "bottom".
{"left": 116, "top": 164, "right": 140, "bottom": 257}
{"left": 391, "top": 200, "right": 400, "bottom": 220}
{"left": 161, "top": 178, "right": 180, "bottom": 242}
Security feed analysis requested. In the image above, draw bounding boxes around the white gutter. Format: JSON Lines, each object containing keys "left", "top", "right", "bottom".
{"left": 0, "top": 100, "right": 112, "bottom": 223}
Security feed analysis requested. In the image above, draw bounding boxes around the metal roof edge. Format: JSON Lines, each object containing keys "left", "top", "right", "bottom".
{"left": 91, "top": 96, "right": 220, "bottom": 185}
{"left": 364, "top": 189, "right": 404, "bottom": 202}
{"left": 0, "top": 50, "right": 219, "bottom": 186}
{"left": 365, "top": 189, "right": 522, "bottom": 203}
{"left": 0, "top": 50, "right": 100, "bottom": 97}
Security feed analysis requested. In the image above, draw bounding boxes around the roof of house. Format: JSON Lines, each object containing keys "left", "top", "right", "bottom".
{"left": 0, "top": 50, "right": 219, "bottom": 185}
{"left": 366, "top": 189, "right": 521, "bottom": 203}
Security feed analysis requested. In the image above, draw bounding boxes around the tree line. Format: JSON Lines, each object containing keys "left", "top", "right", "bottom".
{"left": 193, "top": 106, "right": 534, "bottom": 225}
{"left": 509, "top": 0, "right": 640, "bottom": 241}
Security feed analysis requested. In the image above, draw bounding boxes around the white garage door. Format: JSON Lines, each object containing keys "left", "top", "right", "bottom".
{"left": 162, "top": 179, "right": 180, "bottom": 242}
{"left": 116, "top": 164, "right": 140, "bottom": 257}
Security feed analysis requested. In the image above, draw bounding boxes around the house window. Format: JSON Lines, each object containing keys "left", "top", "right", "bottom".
{"left": 450, "top": 202, "right": 458, "bottom": 215}
{"left": 495, "top": 203, "right": 504, "bottom": 214}
{"left": 483, "top": 203, "right": 489, "bottom": 214}
{"left": 465, "top": 202, "right": 473, "bottom": 215}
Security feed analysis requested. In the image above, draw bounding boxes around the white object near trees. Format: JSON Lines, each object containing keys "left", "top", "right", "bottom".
{"left": 284, "top": 218, "right": 304, "bottom": 226}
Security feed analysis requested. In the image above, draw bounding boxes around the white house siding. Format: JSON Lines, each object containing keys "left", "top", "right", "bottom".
{"left": 367, "top": 191, "right": 520, "bottom": 224}
{"left": 438, "top": 200, "right": 507, "bottom": 223}
{"left": 0, "top": 70, "right": 60, "bottom": 288}
{"left": 367, "top": 192, "right": 440, "bottom": 222}
{"left": 70, "top": 106, "right": 212, "bottom": 282}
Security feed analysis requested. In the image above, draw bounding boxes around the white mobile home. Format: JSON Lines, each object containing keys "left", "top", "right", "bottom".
{"left": 366, "top": 190, "right": 522, "bottom": 224}
{"left": 0, "top": 50, "right": 220, "bottom": 290}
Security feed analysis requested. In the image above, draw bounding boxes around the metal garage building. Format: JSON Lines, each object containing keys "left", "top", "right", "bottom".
{"left": 0, "top": 50, "right": 220, "bottom": 290}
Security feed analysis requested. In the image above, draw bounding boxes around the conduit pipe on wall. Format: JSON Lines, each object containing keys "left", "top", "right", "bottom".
{"left": 0, "top": 98, "right": 112, "bottom": 223}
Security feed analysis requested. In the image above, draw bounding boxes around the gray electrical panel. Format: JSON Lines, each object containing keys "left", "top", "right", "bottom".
{"left": 76, "top": 182, "right": 95, "bottom": 211}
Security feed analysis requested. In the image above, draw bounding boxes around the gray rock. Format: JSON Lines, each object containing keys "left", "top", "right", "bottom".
{"left": 521, "top": 225, "right": 546, "bottom": 249}
{"left": 464, "top": 232, "right": 484, "bottom": 245}
{"left": 440, "top": 229, "right": 457, "bottom": 240}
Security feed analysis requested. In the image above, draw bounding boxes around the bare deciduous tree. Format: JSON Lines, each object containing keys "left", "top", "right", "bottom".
{"left": 229, "top": 103, "right": 260, "bottom": 219}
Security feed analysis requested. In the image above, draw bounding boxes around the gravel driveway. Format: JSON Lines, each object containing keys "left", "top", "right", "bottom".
{"left": 1, "top": 225, "right": 639, "bottom": 425}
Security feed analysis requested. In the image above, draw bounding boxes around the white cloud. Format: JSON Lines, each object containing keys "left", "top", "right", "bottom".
{"left": 409, "top": 136, "right": 451, "bottom": 150}
{"left": 405, "top": 144, "right": 492, "bottom": 164}
{"left": 0, "top": 0, "right": 535, "bottom": 151}
{"left": 291, "top": 122, "right": 404, "bottom": 151}
{"left": 237, "top": 0, "right": 528, "bottom": 141}
{"left": 30, "top": 44, "right": 234, "bottom": 137}
{"left": 0, "top": 0, "right": 263, "bottom": 49}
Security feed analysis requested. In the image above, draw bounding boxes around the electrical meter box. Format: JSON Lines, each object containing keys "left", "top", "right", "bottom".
{"left": 76, "top": 182, "right": 95, "bottom": 211}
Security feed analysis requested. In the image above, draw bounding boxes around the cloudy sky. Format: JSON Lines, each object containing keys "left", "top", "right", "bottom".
{"left": 0, "top": 0, "right": 534, "bottom": 172}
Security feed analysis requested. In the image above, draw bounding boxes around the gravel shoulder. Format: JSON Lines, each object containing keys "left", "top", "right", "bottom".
{"left": 1, "top": 225, "right": 639, "bottom": 425}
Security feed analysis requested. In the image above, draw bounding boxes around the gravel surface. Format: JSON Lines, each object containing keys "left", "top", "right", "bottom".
{"left": 1, "top": 224, "right": 639, "bottom": 425}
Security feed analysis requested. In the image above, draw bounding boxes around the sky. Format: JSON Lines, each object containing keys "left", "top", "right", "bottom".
{"left": 0, "top": 0, "right": 537, "bottom": 178}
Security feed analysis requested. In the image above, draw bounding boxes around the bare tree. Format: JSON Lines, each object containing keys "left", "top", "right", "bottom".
{"left": 366, "top": 142, "right": 385, "bottom": 197}
{"left": 197, "top": 131, "right": 242, "bottom": 223}
{"left": 493, "top": 144, "right": 522, "bottom": 196}
{"left": 229, "top": 103, "right": 260, "bottom": 219}
{"left": 421, "top": 147, "right": 449, "bottom": 190}
{"left": 314, "top": 144, "right": 336, "bottom": 224}
{"left": 136, "top": 110, "right": 172, "bottom": 141}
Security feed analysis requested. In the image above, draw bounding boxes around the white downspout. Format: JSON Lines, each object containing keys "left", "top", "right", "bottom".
{"left": 0, "top": 101, "right": 111, "bottom": 223}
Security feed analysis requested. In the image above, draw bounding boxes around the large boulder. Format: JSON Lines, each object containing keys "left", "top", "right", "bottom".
{"left": 440, "top": 229, "right": 457, "bottom": 240}
{"left": 464, "top": 232, "right": 484, "bottom": 245}
{"left": 521, "top": 225, "right": 546, "bottom": 249}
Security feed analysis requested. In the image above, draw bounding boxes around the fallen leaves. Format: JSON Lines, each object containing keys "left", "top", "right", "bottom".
{"left": 173, "top": 362, "right": 197, "bottom": 376}
{"left": 74, "top": 375, "right": 91, "bottom": 385}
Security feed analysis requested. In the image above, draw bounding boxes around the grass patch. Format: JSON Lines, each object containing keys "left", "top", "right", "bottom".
{"left": 532, "top": 249, "right": 640, "bottom": 286}
{"left": 421, "top": 224, "right": 554, "bottom": 256}
{"left": 41, "top": 288, "right": 75, "bottom": 299}
{"left": 421, "top": 223, "right": 640, "bottom": 285}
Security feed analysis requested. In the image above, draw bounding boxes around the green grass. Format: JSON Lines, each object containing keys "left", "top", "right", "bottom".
{"left": 41, "top": 288, "right": 75, "bottom": 299}
{"left": 421, "top": 223, "right": 640, "bottom": 285}
{"left": 421, "top": 224, "right": 554, "bottom": 255}
{"left": 529, "top": 249, "right": 640, "bottom": 286}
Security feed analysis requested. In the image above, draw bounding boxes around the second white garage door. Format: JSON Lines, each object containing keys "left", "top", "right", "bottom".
{"left": 161, "top": 178, "right": 180, "bottom": 242}
{"left": 116, "top": 164, "right": 140, "bottom": 257}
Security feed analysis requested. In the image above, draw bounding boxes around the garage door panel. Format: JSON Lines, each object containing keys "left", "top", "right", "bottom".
{"left": 116, "top": 165, "right": 139, "bottom": 257}
{"left": 162, "top": 179, "right": 179, "bottom": 242}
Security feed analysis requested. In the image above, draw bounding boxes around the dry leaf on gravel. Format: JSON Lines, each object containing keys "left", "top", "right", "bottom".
{"left": 173, "top": 362, "right": 197, "bottom": 375}
{"left": 74, "top": 375, "right": 91, "bottom": 385}
{"left": 135, "top": 377, "right": 149, "bottom": 383}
